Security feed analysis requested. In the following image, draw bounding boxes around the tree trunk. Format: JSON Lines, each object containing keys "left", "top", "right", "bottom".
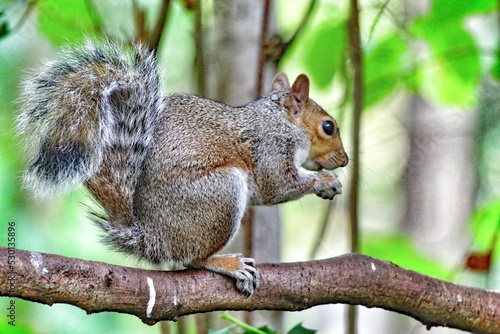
{"left": 207, "top": 0, "right": 282, "bottom": 330}
{"left": 400, "top": 98, "right": 475, "bottom": 334}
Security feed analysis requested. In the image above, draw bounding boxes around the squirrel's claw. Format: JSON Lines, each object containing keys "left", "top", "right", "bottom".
{"left": 189, "top": 253, "right": 259, "bottom": 296}
{"left": 228, "top": 253, "right": 259, "bottom": 296}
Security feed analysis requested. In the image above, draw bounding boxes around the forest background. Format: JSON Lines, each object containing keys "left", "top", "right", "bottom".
{"left": 0, "top": 0, "right": 499, "bottom": 333}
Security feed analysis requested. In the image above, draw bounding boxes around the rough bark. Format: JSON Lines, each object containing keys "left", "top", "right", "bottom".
{"left": 1, "top": 247, "right": 499, "bottom": 333}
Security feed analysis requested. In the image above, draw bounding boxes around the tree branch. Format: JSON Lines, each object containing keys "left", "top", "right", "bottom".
{"left": 1, "top": 247, "right": 499, "bottom": 332}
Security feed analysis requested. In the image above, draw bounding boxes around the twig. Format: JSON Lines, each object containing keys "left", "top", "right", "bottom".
{"left": 84, "top": 0, "right": 105, "bottom": 36}
{"left": 149, "top": 0, "right": 171, "bottom": 51}
{"left": 194, "top": 0, "right": 206, "bottom": 96}
{"left": 258, "top": 0, "right": 318, "bottom": 69}
{"left": 10, "top": 0, "right": 37, "bottom": 34}
{"left": 367, "top": 0, "right": 391, "bottom": 44}
{"left": 131, "top": 0, "right": 170, "bottom": 51}
{"left": 347, "top": 0, "right": 363, "bottom": 331}
{"left": 132, "top": 0, "right": 147, "bottom": 45}
{"left": 284, "top": 0, "right": 317, "bottom": 52}
{"left": 255, "top": 0, "right": 272, "bottom": 98}
{"left": 309, "top": 200, "right": 337, "bottom": 259}
{"left": 348, "top": 0, "right": 363, "bottom": 258}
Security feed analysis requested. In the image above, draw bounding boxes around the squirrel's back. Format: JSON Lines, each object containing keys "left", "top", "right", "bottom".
{"left": 18, "top": 40, "right": 163, "bottom": 225}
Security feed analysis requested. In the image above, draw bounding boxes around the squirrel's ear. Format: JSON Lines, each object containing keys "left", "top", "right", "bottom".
{"left": 289, "top": 74, "right": 310, "bottom": 117}
{"left": 272, "top": 72, "right": 291, "bottom": 92}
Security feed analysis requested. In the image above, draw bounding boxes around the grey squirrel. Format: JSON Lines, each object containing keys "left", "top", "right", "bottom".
{"left": 18, "top": 40, "right": 348, "bottom": 295}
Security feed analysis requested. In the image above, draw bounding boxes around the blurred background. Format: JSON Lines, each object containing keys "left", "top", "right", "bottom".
{"left": 0, "top": 0, "right": 499, "bottom": 333}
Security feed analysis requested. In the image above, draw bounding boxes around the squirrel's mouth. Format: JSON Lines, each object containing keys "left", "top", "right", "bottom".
{"left": 303, "top": 157, "right": 342, "bottom": 171}
{"left": 303, "top": 159, "right": 327, "bottom": 171}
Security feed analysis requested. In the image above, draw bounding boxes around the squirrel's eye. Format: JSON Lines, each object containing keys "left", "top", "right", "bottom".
{"left": 322, "top": 120, "right": 335, "bottom": 136}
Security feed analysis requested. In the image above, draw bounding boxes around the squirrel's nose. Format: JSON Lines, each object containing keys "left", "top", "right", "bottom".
{"left": 340, "top": 154, "right": 349, "bottom": 167}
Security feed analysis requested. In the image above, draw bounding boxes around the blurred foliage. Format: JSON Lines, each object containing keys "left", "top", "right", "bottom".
{"left": 38, "top": 0, "right": 97, "bottom": 45}
{"left": 291, "top": 0, "right": 497, "bottom": 107}
{"left": 470, "top": 201, "right": 500, "bottom": 253}
{"left": 0, "top": 0, "right": 499, "bottom": 333}
{"left": 362, "top": 235, "right": 452, "bottom": 280}
{"left": 363, "top": 32, "right": 406, "bottom": 107}
{"left": 409, "top": 0, "right": 496, "bottom": 106}
{"left": 210, "top": 312, "right": 317, "bottom": 334}
{"left": 302, "top": 19, "right": 346, "bottom": 89}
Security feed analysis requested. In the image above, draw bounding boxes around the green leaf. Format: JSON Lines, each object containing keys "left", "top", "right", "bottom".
{"left": 302, "top": 20, "right": 346, "bottom": 88}
{"left": 363, "top": 33, "right": 407, "bottom": 107}
{"left": 221, "top": 312, "right": 271, "bottom": 334}
{"left": 470, "top": 201, "right": 500, "bottom": 251}
{"left": 0, "top": 9, "right": 9, "bottom": 39}
{"left": 492, "top": 56, "right": 500, "bottom": 80}
{"left": 362, "top": 234, "right": 452, "bottom": 280}
{"left": 411, "top": 16, "right": 481, "bottom": 106}
{"left": 0, "top": 20, "right": 9, "bottom": 39}
{"left": 37, "top": 0, "right": 98, "bottom": 46}
{"left": 288, "top": 322, "right": 317, "bottom": 334}
{"left": 432, "top": 0, "right": 497, "bottom": 18}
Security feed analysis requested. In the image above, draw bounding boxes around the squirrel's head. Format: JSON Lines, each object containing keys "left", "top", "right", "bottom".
{"left": 272, "top": 73, "right": 349, "bottom": 171}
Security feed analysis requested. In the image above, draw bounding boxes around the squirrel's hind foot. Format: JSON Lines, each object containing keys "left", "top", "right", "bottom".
{"left": 188, "top": 253, "right": 259, "bottom": 296}
{"left": 232, "top": 254, "right": 259, "bottom": 296}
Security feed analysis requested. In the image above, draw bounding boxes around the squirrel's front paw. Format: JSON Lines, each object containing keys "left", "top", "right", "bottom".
{"left": 314, "top": 171, "right": 342, "bottom": 200}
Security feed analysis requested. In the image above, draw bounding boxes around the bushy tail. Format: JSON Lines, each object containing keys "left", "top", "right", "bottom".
{"left": 18, "top": 39, "right": 162, "bottom": 225}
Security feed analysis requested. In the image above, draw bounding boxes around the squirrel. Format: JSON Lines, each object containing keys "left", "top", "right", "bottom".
{"left": 17, "top": 40, "right": 348, "bottom": 296}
